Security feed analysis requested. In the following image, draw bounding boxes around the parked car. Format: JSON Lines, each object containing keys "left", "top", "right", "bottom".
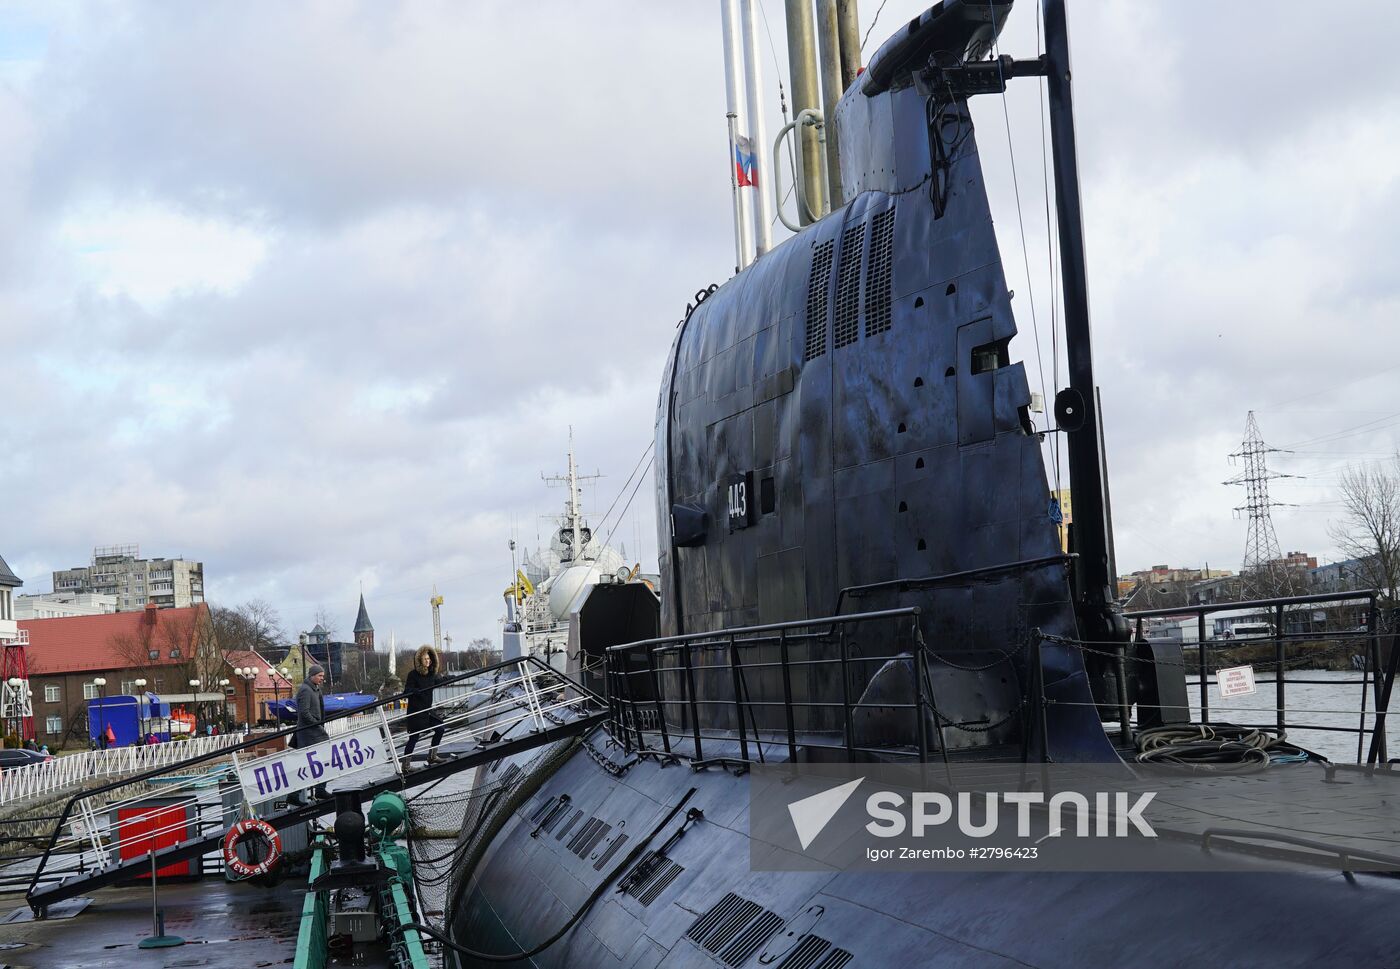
{"left": 0, "top": 748, "right": 49, "bottom": 769}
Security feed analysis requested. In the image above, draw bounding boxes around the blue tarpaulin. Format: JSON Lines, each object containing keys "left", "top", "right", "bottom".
{"left": 266, "top": 692, "right": 378, "bottom": 723}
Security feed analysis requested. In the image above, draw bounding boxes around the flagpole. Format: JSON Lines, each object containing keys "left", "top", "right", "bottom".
{"left": 739, "top": 0, "right": 773, "bottom": 257}
{"left": 721, "top": 0, "right": 753, "bottom": 270}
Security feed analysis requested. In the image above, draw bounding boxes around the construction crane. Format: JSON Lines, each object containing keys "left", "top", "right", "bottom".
{"left": 430, "top": 587, "right": 444, "bottom": 655}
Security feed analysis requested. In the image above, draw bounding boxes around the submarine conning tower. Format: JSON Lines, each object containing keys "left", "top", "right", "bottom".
{"left": 652, "top": 0, "right": 1121, "bottom": 762}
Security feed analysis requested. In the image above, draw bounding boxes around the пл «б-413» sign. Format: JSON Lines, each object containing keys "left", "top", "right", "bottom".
{"left": 236, "top": 726, "right": 392, "bottom": 801}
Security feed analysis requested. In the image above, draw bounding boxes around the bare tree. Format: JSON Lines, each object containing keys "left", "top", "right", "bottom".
{"left": 104, "top": 606, "right": 226, "bottom": 726}
{"left": 1124, "top": 579, "right": 1191, "bottom": 613}
{"left": 339, "top": 650, "right": 390, "bottom": 696}
{"left": 1328, "top": 456, "right": 1400, "bottom": 605}
{"left": 209, "top": 599, "right": 286, "bottom": 657}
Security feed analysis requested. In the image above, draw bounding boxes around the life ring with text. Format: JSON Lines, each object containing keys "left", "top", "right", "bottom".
{"left": 223, "top": 818, "right": 283, "bottom": 878}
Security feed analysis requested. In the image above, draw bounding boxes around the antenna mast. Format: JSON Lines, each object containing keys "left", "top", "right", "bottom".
{"left": 1043, "top": 0, "right": 1123, "bottom": 642}
{"left": 542, "top": 430, "right": 602, "bottom": 563}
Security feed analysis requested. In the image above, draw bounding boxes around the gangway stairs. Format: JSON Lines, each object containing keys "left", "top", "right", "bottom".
{"left": 26, "top": 655, "right": 608, "bottom": 916}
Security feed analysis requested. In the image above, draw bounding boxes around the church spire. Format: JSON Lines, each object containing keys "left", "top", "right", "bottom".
{"left": 353, "top": 592, "right": 374, "bottom": 651}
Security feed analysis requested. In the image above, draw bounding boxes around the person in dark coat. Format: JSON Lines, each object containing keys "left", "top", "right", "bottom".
{"left": 403, "top": 645, "right": 447, "bottom": 763}
{"left": 290, "top": 666, "right": 329, "bottom": 805}
{"left": 295, "top": 666, "right": 330, "bottom": 748}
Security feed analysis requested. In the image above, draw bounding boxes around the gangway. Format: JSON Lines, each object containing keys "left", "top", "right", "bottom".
{"left": 26, "top": 655, "right": 607, "bottom": 916}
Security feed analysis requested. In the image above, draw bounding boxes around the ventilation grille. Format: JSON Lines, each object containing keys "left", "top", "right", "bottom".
{"left": 804, "top": 240, "right": 835, "bottom": 361}
{"left": 568, "top": 817, "right": 612, "bottom": 859}
{"left": 554, "top": 808, "right": 584, "bottom": 840}
{"left": 686, "top": 894, "right": 785, "bottom": 967}
{"left": 592, "top": 832, "right": 629, "bottom": 871}
{"left": 777, "top": 935, "right": 854, "bottom": 969}
{"left": 539, "top": 801, "right": 569, "bottom": 835}
{"left": 498, "top": 763, "right": 523, "bottom": 789}
{"left": 623, "top": 855, "right": 684, "bottom": 907}
{"left": 865, "top": 207, "right": 895, "bottom": 337}
{"left": 687, "top": 893, "right": 759, "bottom": 952}
{"left": 720, "top": 910, "right": 784, "bottom": 967}
{"left": 528, "top": 796, "right": 557, "bottom": 824}
{"left": 833, "top": 223, "right": 865, "bottom": 348}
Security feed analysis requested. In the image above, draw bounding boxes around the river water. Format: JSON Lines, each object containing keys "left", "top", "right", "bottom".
{"left": 1185, "top": 669, "right": 1386, "bottom": 764}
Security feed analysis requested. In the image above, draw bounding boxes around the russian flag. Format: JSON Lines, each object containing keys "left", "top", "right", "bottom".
{"left": 735, "top": 135, "right": 758, "bottom": 188}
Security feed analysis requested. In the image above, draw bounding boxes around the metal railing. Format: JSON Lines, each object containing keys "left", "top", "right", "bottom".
{"left": 25, "top": 655, "right": 602, "bottom": 908}
{"left": 604, "top": 608, "right": 933, "bottom": 768}
{"left": 1124, "top": 590, "right": 1393, "bottom": 763}
{"left": 605, "top": 592, "right": 1398, "bottom": 771}
{"left": 0, "top": 734, "right": 245, "bottom": 806}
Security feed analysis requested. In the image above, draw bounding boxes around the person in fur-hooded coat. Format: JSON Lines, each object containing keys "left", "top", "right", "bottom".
{"left": 403, "top": 644, "right": 446, "bottom": 761}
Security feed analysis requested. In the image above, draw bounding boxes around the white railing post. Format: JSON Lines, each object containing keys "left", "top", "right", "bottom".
{"left": 519, "top": 660, "right": 546, "bottom": 731}
{"left": 378, "top": 706, "right": 403, "bottom": 776}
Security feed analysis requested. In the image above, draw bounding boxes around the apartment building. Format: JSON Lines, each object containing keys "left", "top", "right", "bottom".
{"left": 52, "top": 545, "right": 204, "bottom": 612}
{"left": 16, "top": 592, "right": 118, "bottom": 619}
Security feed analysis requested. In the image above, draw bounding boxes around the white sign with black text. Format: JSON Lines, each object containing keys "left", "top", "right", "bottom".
{"left": 1217, "top": 664, "right": 1257, "bottom": 699}
{"left": 236, "top": 726, "right": 393, "bottom": 802}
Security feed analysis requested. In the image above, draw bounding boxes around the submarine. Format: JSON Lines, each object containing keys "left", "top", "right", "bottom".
{"left": 433, "top": 3, "right": 1400, "bottom": 966}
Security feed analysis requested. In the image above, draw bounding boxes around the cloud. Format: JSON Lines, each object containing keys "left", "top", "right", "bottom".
{"left": 1, "top": 0, "right": 1398, "bottom": 650}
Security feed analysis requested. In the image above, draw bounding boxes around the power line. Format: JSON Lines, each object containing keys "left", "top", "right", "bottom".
{"left": 1259, "top": 361, "right": 1400, "bottom": 411}
{"left": 1280, "top": 409, "right": 1400, "bottom": 450}
{"left": 599, "top": 456, "right": 655, "bottom": 553}
{"left": 861, "top": 0, "right": 892, "bottom": 53}
{"left": 989, "top": 1, "right": 1049, "bottom": 426}
{"left": 590, "top": 441, "right": 655, "bottom": 538}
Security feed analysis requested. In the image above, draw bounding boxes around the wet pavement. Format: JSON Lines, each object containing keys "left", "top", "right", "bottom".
{"left": 0, "top": 875, "right": 310, "bottom": 968}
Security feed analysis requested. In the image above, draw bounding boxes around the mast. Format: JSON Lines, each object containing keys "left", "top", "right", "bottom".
{"left": 1043, "top": 0, "right": 1122, "bottom": 638}
{"left": 835, "top": 0, "right": 860, "bottom": 90}
{"left": 784, "top": 0, "right": 824, "bottom": 224}
{"left": 815, "top": 0, "right": 845, "bottom": 208}
{"left": 542, "top": 430, "right": 600, "bottom": 565}
{"left": 567, "top": 439, "right": 582, "bottom": 557}
{"left": 720, "top": 0, "right": 754, "bottom": 269}
{"left": 739, "top": 0, "right": 774, "bottom": 256}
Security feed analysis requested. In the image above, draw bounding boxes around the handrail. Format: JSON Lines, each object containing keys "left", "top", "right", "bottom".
{"left": 1118, "top": 590, "right": 1389, "bottom": 764}
{"left": 772, "top": 108, "right": 828, "bottom": 230}
{"left": 606, "top": 608, "right": 929, "bottom": 767}
{"left": 0, "top": 733, "right": 246, "bottom": 806}
{"left": 1124, "top": 588, "right": 1379, "bottom": 621}
{"left": 25, "top": 653, "right": 574, "bottom": 903}
{"left": 834, "top": 554, "right": 1074, "bottom": 615}
{"left": 1200, "top": 827, "right": 1400, "bottom": 871}
{"left": 605, "top": 607, "right": 921, "bottom": 655}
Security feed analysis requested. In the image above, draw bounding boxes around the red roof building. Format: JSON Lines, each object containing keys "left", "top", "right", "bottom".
{"left": 19, "top": 603, "right": 224, "bottom": 749}
{"left": 21, "top": 603, "right": 212, "bottom": 676}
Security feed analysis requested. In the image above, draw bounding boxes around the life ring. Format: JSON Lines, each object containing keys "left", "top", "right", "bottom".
{"left": 223, "top": 818, "right": 283, "bottom": 879}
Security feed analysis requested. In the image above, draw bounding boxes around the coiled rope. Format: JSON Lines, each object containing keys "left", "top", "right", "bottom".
{"left": 1134, "top": 723, "right": 1314, "bottom": 773}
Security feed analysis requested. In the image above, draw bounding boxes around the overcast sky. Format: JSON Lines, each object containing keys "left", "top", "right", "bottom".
{"left": 2, "top": 1, "right": 1397, "bottom": 649}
